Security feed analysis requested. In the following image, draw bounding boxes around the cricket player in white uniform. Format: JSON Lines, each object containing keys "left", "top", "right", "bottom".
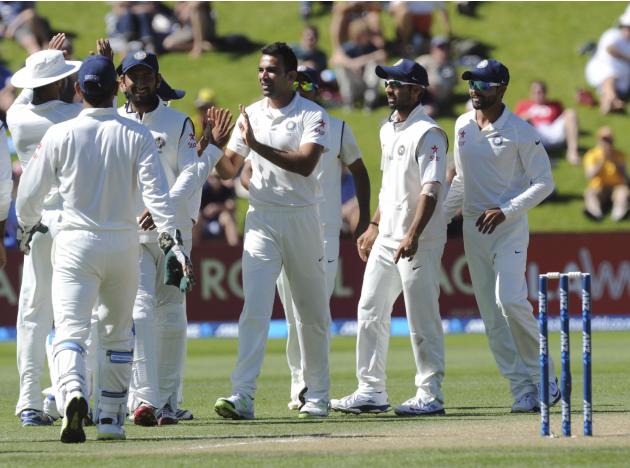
{"left": 443, "top": 59, "right": 560, "bottom": 413}
{"left": 16, "top": 55, "right": 191, "bottom": 443}
{"left": 331, "top": 59, "right": 448, "bottom": 416}
{"left": 274, "top": 67, "right": 371, "bottom": 410}
{"left": 7, "top": 41, "right": 82, "bottom": 426}
{"left": 0, "top": 122, "right": 11, "bottom": 270}
{"left": 213, "top": 42, "right": 331, "bottom": 419}
{"left": 116, "top": 50, "right": 229, "bottom": 426}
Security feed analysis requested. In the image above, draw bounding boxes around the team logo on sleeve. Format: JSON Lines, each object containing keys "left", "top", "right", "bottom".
{"left": 458, "top": 129, "right": 465, "bottom": 147}
{"left": 155, "top": 135, "right": 166, "bottom": 153}
{"left": 314, "top": 118, "right": 326, "bottom": 135}
{"left": 187, "top": 132, "right": 197, "bottom": 149}
{"left": 430, "top": 145, "right": 440, "bottom": 161}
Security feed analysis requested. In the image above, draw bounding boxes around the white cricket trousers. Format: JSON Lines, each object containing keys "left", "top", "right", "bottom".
{"left": 128, "top": 241, "right": 188, "bottom": 412}
{"left": 232, "top": 204, "right": 331, "bottom": 402}
{"left": 15, "top": 209, "right": 59, "bottom": 414}
{"left": 463, "top": 216, "right": 557, "bottom": 398}
{"left": 51, "top": 230, "right": 139, "bottom": 420}
{"left": 355, "top": 236, "right": 445, "bottom": 403}
{"left": 278, "top": 229, "right": 339, "bottom": 401}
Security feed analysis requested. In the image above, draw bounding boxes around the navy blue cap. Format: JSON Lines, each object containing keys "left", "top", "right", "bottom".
{"left": 78, "top": 55, "right": 117, "bottom": 96}
{"left": 461, "top": 59, "right": 510, "bottom": 85}
{"left": 116, "top": 50, "right": 159, "bottom": 75}
{"left": 375, "top": 59, "right": 429, "bottom": 86}
{"left": 296, "top": 65, "right": 319, "bottom": 89}
{"left": 157, "top": 79, "right": 185, "bottom": 101}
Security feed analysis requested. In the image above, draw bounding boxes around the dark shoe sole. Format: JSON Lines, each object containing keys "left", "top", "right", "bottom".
{"left": 60, "top": 396, "right": 88, "bottom": 443}
{"left": 394, "top": 408, "right": 446, "bottom": 417}
{"left": 331, "top": 404, "right": 391, "bottom": 415}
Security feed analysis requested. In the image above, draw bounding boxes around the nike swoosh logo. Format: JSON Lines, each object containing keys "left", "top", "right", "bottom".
{"left": 412, "top": 265, "right": 423, "bottom": 271}
{"left": 318, "top": 257, "right": 323, "bottom": 262}
{"left": 535, "top": 140, "right": 541, "bottom": 145}
{"left": 515, "top": 250, "right": 522, "bottom": 254}
{"left": 327, "top": 259, "right": 336, "bottom": 263}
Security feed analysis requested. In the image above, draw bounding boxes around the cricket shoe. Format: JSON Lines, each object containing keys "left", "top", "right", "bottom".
{"left": 298, "top": 399, "right": 329, "bottom": 419}
{"left": 133, "top": 403, "right": 158, "bottom": 426}
{"left": 175, "top": 408, "right": 193, "bottom": 421}
{"left": 288, "top": 387, "right": 308, "bottom": 411}
{"left": 60, "top": 392, "right": 88, "bottom": 443}
{"left": 546, "top": 377, "right": 561, "bottom": 407}
{"left": 96, "top": 418, "right": 126, "bottom": 441}
{"left": 157, "top": 404, "right": 178, "bottom": 426}
{"left": 511, "top": 392, "right": 540, "bottom": 413}
{"left": 330, "top": 391, "right": 391, "bottom": 415}
{"left": 20, "top": 409, "right": 55, "bottom": 427}
{"left": 214, "top": 394, "right": 254, "bottom": 420}
{"left": 394, "top": 397, "right": 445, "bottom": 416}
{"left": 42, "top": 388, "right": 61, "bottom": 421}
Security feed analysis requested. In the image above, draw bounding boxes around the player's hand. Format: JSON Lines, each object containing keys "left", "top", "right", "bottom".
{"left": 393, "top": 233, "right": 418, "bottom": 264}
{"left": 357, "top": 223, "right": 378, "bottom": 262}
{"left": 96, "top": 38, "right": 114, "bottom": 60}
{"left": 170, "top": 244, "right": 196, "bottom": 293}
{"left": 17, "top": 222, "right": 49, "bottom": 255}
{"left": 47, "top": 33, "right": 69, "bottom": 57}
{"left": 476, "top": 207, "right": 505, "bottom": 234}
{"left": 202, "top": 107, "right": 234, "bottom": 149}
{"left": 354, "top": 217, "right": 370, "bottom": 242}
{"left": 238, "top": 105, "right": 258, "bottom": 149}
{"left": 139, "top": 208, "right": 156, "bottom": 231}
{"left": 0, "top": 243, "right": 6, "bottom": 269}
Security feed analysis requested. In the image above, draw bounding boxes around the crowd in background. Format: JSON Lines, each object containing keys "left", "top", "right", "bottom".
{"left": 2, "top": 0, "right": 630, "bottom": 253}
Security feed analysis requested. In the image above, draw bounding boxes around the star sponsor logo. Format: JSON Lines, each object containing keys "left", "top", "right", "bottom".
{"left": 187, "top": 132, "right": 196, "bottom": 149}
{"left": 430, "top": 145, "right": 440, "bottom": 161}
{"left": 457, "top": 129, "right": 465, "bottom": 147}
{"left": 314, "top": 118, "right": 326, "bottom": 135}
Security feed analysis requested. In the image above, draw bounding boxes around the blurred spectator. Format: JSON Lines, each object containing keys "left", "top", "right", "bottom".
{"left": 0, "top": 60, "right": 15, "bottom": 119}
{"left": 162, "top": 1, "right": 216, "bottom": 58}
{"left": 331, "top": 17, "right": 385, "bottom": 111}
{"left": 456, "top": 1, "right": 480, "bottom": 17}
{"left": 192, "top": 175, "right": 239, "bottom": 246}
{"left": 0, "top": 2, "right": 50, "bottom": 54}
{"left": 515, "top": 80, "right": 580, "bottom": 165}
{"left": 585, "top": 8, "right": 630, "bottom": 114}
{"left": 416, "top": 35, "right": 457, "bottom": 116}
{"left": 291, "top": 24, "right": 327, "bottom": 73}
{"left": 194, "top": 87, "right": 216, "bottom": 135}
{"left": 106, "top": 1, "right": 158, "bottom": 54}
{"left": 389, "top": 1, "right": 451, "bottom": 57}
{"left": 583, "top": 127, "right": 629, "bottom": 222}
{"left": 299, "top": 1, "right": 332, "bottom": 21}
{"left": 330, "top": 1, "right": 384, "bottom": 51}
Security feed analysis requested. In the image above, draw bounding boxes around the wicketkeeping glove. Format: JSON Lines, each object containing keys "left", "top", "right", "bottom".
{"left": 17, "top": 222, "right": 49, "bottom": 255}
{"left": 158, "top": 230, "right": 195, "bottom": 293}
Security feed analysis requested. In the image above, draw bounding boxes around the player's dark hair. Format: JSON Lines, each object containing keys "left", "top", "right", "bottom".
{"left": 261, "top": 42, "right": 298, "bottom": 73}
{"left": 82, "top": 82, "right": 118, "bottom": 108}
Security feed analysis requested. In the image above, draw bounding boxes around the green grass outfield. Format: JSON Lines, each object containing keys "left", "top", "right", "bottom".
{"left": 0, "top": 332, "right": 628, "bottom": 466}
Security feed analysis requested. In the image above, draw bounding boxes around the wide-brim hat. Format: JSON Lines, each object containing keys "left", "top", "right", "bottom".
{"left": 11, "top": 50, "right": 81, "bottom": 89}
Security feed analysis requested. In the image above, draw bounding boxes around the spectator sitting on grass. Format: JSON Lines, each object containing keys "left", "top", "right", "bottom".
{"left": 515, "top": 80, "right": 581, "bottom": 165}
{"left": 415, "top": 35, "right": 457, "bottom": 117}
{"left": 583, "top": 127, "right": 629, "bottom": 222}
{"left": 0, "top": 1, "right": 50, "bottom": 54}
{"left": 291, "top": 24, "right": 327, "bottom": 73}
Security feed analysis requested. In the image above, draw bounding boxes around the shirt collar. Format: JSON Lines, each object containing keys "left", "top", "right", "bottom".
{"left": 123, "top": 96, "right": 164, "bottom": 120}
{"left": 262, "top": 92, "right": 299, "bottom": 119}
{"left": 470, "top": 104, "right": 511, "bottom": 131}
{"left": 79, "top": 107, "right": 118, "bottom": 117}
{"left": 389, "top": 103, "right": 427, "bottom": 129}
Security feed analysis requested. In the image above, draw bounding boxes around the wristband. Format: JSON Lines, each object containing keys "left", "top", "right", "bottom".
{"left": 369, "top": 221, "right": 379, "bottom": 228}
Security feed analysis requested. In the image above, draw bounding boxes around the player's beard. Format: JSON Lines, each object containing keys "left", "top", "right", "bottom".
{"left": 471, "top": 92, "right": 498, "bottom": 110}
{"left": 130, "top": 92, "right": 159, "bottom": 108}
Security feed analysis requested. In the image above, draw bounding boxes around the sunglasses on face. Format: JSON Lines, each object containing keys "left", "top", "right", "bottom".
{"left": 468, "top": 80, "right": 502, "bottom": 91}
{"left": 384, "top": 79, "right": 419, "bottom": 89}
{"left": 293, "top": 81, "right": 317, "bottom": 92}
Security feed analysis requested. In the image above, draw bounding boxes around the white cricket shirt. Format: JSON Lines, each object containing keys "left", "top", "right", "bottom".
{"left": 7, "top": 89, "right": 82, "bottom": 209}
{"left": 317, "top": 115, "right": 361, "bottom": 232}
{"left": 444, "top": 107, "right": 555, "bottom": 222}
{"left": 378, "top": 104, "right": 448, "bottom": 248}
{"left": 0, "top": 125, "right": 11, "bottom": 221}
{"left": 16, "top": 107, "right": 177, "bottom": 234}
{"left": 118, "top": 99, "right": 207, "bottom": 242}
{"left": 227, "top": 93, "right": 329, "bottom": 207}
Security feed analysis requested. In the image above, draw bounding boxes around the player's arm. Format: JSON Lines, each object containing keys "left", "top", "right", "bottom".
{"left": 0, "top": 130, "right": 12, "bottom": 267}
{"left": 357, "top": 206, "right": 380, "bottom": 262}
{"left": 240, "top": 159, "right": 252, "bottom": 191}
{"left": 394, "top": 129, "right": 447, "bottom": 263}
{"left": 170, "top": 119, "right": 205, "bottom": 201}
{"left": 340, "top": 122, "right": 370, "bottom": 239}
{"left": 238, "top": 105, "right": 325, "bottom": 177}
{"left": 443, "top": 125, "right": 465, "bottom": 223}
{"left": 498, "top": 125, "right": 555, "bottom": 221}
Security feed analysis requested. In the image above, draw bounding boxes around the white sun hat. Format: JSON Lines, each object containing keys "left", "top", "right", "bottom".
{"left": 11, "top": 50, "right": 82, "bottom": 89}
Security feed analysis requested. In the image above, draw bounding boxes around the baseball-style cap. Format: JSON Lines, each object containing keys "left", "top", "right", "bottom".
{"left": 296, "top": 65, "right": 319, "bottom": 88}
{"left": 11, "top": 49, "right": 81, "bottom": 89}
{"left": 461, "top": 59, "right": 510, "bottom": 85}
{"left": 157, "top": 79, "right": 185, "bottom": 101}
{"left": 375, "top": 59, "right": 429, "bottom": 86}
{"left": 116, "top": 50, "right": 159, "bottom": 75}
{"left": 78, "top": 55, "right": 117, "bottom": 96}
